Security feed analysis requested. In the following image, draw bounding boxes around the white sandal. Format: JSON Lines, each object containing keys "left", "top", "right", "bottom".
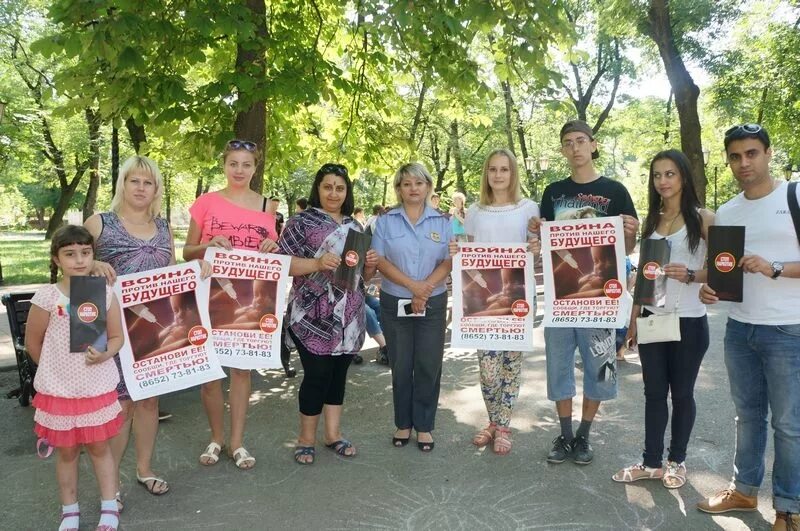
{"left": 230, "top": 447, "right": 256, "bottom": 470}
{"left": 199, "top": 442, "right": 222, "bottom": 466}
{"left": 662, "top": 461, "right": 687, "bottom": 489}
{"left": 612, "top": 463, "right": 663, "bottom": 483}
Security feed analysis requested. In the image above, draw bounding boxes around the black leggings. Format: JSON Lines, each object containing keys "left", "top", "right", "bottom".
{"left": 289, "top": 329, "right": 353, "bottom": 416}
{"left": 638, "top": 313, "right": 709, "bottom": 468}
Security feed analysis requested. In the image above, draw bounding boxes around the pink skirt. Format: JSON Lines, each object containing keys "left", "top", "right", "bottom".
{"left": 32, "top": 390, "right": 124, "bottom": 447}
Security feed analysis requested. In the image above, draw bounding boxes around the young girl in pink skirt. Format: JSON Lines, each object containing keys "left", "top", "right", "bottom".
{"left": 25, "top": 225, "right": 125, "bottom": 531}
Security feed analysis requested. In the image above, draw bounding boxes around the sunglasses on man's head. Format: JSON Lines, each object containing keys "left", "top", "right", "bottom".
{"left": 724, "top": 124, "right": 763, "bottom": 138}
{"left": 226, "top": 139, "right": 258, "bottom": 151}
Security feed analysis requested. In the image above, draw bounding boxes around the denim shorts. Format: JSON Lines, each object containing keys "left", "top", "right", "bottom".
{"left": 544, "top": 327, "right": 618, "bottom": 402}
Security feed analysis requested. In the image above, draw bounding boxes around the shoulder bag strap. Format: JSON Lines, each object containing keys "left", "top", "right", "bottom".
{"left": 788, "top": 181, "right": 800, "bottom": 246}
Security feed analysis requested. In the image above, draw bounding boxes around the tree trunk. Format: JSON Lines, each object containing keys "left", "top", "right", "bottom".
{"left": 111, "top": 126, "right": 119, "bottom": 199}
{"left": 409, "top": 81, "right": 428, "bottom": 147}
{"left": 234, "top": 0, "right": 268, "bottom": 194}
{"left": 82, "top": 108, "right": 101, "bottom": 221}
{"left": 501, "top": 80, "right": 516, "bottom": 154}
{"left": 195, "top": 173, "right": 204, "bottom": 199}
{"left": 450, "top": 120, "right": 465, "bottom": 193}
{"left": 514, "top": 107, "right": 534, "bottom": 197}
{"left": 647, "top": 0, "right": 707, "bottom": 204}
{"left": 125, "top": 117, "right": 147, "bottom": 154}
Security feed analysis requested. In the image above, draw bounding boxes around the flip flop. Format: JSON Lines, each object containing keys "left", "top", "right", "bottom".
{"left": 325, "top": 439, "right": 356, "bottom": 457}
{"left": 230, "top": 447, "right": 256, "bottom": 470}
{"left": 294, "top": 446, "right": 316, "bottom": 465}
{"left": 199, "top": 442, "right": 222, "bottom": 466}
{"left": 136, "top": 473, "right": 170, "bottom": 495}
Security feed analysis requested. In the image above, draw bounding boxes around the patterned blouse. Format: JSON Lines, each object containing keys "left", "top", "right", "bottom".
{"left": 95, "top": 212, "right": 173, "bottom": 275}
{"left": 277, "top": 208, "right": 366, "bottom": 356}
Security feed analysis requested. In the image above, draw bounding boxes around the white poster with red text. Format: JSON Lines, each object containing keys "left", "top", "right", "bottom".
{"left": 114, "top": 262, "right": 225, "bottom": 401}
{"left": 203, "top": 248, "right": 291, "bottom": 369}
{"left": 451, "top": 243, "right": 535, "bottom": 351}
{"left": 541, "top": 217, "right": 628, "bottom": 328}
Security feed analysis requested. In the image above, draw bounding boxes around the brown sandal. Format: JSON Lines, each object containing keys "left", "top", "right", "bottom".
{"left": 492, "top": 426, "right": 512, "bottom": 455}
{"left": 472, "top": 422, "right": 496, "bottom": 447}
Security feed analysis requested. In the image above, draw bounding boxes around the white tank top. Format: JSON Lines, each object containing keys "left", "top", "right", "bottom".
{"left": 644, "top": 224, "right": 707, "bottom": 318}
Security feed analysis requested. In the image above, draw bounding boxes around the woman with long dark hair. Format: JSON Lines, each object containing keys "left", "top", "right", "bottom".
{"left": 612, "top": 149, "right": 714, "bottom": 489}
{"left": 278, "top": 163, "right": 378, "bottom": 464}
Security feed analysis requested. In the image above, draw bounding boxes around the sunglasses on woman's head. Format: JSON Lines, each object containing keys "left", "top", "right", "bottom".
{"left": 320, "top": 163, "right": 348, "bottom": 177}
{"left": 226, "top": 139, "right": 258, "bottom": 151}
{"left": 724, "top": 124, "right": 762, "bottom": 139}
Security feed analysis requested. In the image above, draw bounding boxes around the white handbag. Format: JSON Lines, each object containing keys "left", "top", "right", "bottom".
{"left": 635, "top": 285, "right": 682, "bottom": 344}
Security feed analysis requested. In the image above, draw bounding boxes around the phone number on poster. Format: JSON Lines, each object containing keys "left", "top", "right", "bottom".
{"left": 551, "top": 316, "right": 617, "bottom": 324}
{"left": 461, "top": 333, "right": 526, "bottom": 341}
{"left": 217, "top": 347, "right": 272, "bottom": 358}
{"left": 138, "top": 363, "right": 212, "bottom": 389}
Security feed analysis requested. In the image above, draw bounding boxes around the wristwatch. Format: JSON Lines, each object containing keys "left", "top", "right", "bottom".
{"left": 771, "top": 261, "right": 784, "bottom": 279}
{"left": 686, "top": 269, "right": 696, "bottom": 283}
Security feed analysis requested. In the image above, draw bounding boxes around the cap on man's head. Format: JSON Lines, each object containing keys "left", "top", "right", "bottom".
{"left": 560, "top": 120, "right": 599, "bottom": 160}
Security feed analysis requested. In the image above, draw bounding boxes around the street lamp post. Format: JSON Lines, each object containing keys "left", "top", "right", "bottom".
{"left": 525, "top": 155, "right": 549, "bottom": 200}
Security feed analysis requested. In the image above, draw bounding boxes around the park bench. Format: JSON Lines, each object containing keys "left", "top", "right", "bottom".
{"left": 2, "top": 292, "right": 37, "bottom": 407}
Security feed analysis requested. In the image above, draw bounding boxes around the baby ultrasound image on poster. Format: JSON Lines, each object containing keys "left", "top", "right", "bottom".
{"left": 208, "top": 277, "right": 278, "bottom": 330}
{"left": 124, "top": 291, "right": 201, "bottom": 361}
{"left": 461, "top": 268, "right": 526, "bottom": 317}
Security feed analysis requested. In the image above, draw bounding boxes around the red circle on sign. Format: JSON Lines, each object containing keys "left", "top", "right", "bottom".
{"left": 511, "top": 299, "right": 530, "bottom": 317}
{"left": 604, "top": 279, "right": 624, "bottom": 299}
{"left": 643, "top": 262, "right": 660, "bottom": 281}
{"left": 259, "top": 313, "right": 278, "bottom": 334}
{"left": 188, "top": 325, "right": 208, "bottom": 346}
{"left": 715, "top": 252, "right": 736, "bottom": 273}
{"left": 77, "top": 302, "right": 99, "bottom": 323}
{"left": 345, "top": 250, "right": 359, "bottom": 267}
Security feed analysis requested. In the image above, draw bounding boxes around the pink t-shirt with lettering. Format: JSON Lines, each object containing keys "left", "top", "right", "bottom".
{"left": 189, "top": 192, "right": 278, "bottom": 250}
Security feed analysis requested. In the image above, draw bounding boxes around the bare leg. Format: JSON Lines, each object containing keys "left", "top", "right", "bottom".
{"left": 556, "top": 398, "right": 573, "bottom": 418}
{"left": 56, "top": 446, "right": 81, "bottom": 505}
{"left": 133, "top": 397, "right": 166, "bottom": 491}
{"left": 323, "top": 405, "right": 356, "bottom": 455}
{"left": 581, "top": 398, "right": 601, "bottom": 422}
{"left": 296, "top": 413, "right": 319, "bottom": 463}
{"left": 373, "top": 333, "right": 386, "bottom": 348}
{"left": 85, "top": 440, "right": 118, "bottom": 500}
{"left": 109, "top": 400, "right": 133, "bottom": 489}
{"left": 228, "top": 368, "right": 251, "bottom": 451}
{"left": 200, "top": 379, "right": 225, "bottom": 463}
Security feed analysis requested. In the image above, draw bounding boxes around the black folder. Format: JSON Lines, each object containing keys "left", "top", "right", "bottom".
{"left": 69, "top": 276, "right": 108, "bottom": 352}
{"left": 707, "top": 225, "right": 745, "bottom": 302}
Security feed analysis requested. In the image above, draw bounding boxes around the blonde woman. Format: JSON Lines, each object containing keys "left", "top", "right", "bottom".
{"left": 372, "top": 163, "right": 452, "bottom": 452}
{"left": 85, "top": 156, "right": 176, "bottom": 507}
{"left": 452, "top": 148, "right": 539, "bottom": 455}
{"left": 449, "top": 191, "right": 467, "bottom": 241}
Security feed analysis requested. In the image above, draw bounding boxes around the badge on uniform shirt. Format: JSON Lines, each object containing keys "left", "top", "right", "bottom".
{"left": 430, "top": 231, "right": 441, "bottom": 242}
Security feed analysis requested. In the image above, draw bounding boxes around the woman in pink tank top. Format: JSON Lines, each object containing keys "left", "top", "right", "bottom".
{"left": 184, "top": 140, "right": 278, "bottom": 470}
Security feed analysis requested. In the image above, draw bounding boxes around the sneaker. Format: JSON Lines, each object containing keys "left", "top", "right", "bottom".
{"left": 697, "top": 488, "right": 757, "bottom": 514}
{"left": 158, "top": 410, "right": 172, "bottom": 422}
{"left": 377, "top": 346, "right": 389, "bottom": 365}
{"left": 571, "top": 435, "right": 593, "bottom": 465}
{"left": 612, "top": 463, "right": 663, "bottom": 483}
{"left": 547, "top": 435, "right": 572, "bottom": 464}
{"left": 353, "top": 354, "right": 364, "bottom": 365}
{"left": 773, "top": 512, "right": 800, "bottom": 531}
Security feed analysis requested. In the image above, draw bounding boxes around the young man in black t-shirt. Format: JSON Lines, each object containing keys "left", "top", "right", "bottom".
{"left": 530, "top": 120, "right": 639, "bottom": 465}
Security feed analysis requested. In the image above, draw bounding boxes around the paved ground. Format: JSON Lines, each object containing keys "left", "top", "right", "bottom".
{"left": 0, "top": 296, "right": 778, "bottom": 530}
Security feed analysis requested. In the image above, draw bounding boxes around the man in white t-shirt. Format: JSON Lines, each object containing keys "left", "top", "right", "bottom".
{"left": 697, "top": 124, "right": 800, "bottom": 530}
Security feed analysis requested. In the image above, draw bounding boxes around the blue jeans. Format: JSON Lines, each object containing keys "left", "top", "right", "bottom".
{"left": 724, "top": 318, "right": 800, "bottom": 513}
{"left": 365, "top": 295, "right": 382, "bottom": 337}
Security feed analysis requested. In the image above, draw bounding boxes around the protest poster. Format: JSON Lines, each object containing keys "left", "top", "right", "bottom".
{"left": 633, "top": 238, "right": 671, "bottom": 307}
{"left": 115, "top": 262, "right": 225, "bottom": 401}
{"left": 203, "top": 248, "right": 292, "bottom": 369}
{"left": 541, "top": 217, "right": 628, "bottom": 328}
{"left": 451, "top": 243, "right": 535, "bottom": 351}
